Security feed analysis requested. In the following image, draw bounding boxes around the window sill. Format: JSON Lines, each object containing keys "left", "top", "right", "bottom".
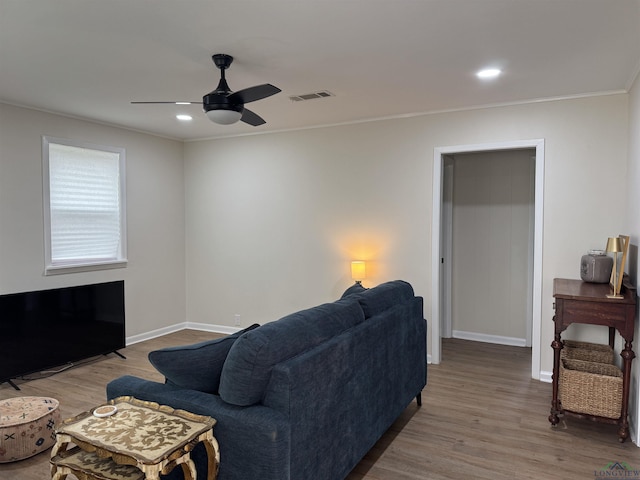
{"left": 45, "top": 260, "right": 128, "bottom": 276}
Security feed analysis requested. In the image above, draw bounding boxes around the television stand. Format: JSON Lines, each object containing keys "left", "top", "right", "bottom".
{"left": 106, "top": 350, "right": 127, "bottom": 360}
{"left": 2, "top": 351, "right": 126, "bottom": 391}
{"left": 2, "top": 379, "right": 20, "bottom": 391}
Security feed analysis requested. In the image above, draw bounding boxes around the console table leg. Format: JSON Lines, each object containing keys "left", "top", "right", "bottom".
{"left": 618, "top": 425, "right": 629, "bottom": 443}
{"left": 618, "top": 342, "right": 635, "bottom": 442}
{"left": 549, "top": 334, "right": 563, "bottom": 426}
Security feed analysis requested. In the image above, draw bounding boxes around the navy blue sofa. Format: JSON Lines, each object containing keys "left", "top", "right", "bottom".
{"left": 106, "top": 280, "right": 427, "bottom": 480}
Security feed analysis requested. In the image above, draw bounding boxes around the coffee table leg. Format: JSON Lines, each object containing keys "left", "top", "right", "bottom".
{"left": 178, "top": 457, "right": 197, "bottom": 480}
{"left": 203, "top": 435, "right": 220, "bottom": 480}
{"left": 50, "top": 438, "right": 70, "bottom": 479}
{"left": 51, "top": 469, "right": 68, "bottom": 480}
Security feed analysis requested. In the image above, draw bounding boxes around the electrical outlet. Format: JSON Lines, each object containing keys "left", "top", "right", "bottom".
{"left": 234, "top": 314, "right": 241, "bottom": 327}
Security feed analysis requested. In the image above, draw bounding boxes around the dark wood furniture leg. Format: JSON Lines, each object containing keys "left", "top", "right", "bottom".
{"left": 549, "top": 332, "right": 563, "bottom": 426}
{"left": 618, "top": 340, "right": 635, "bottom": 442}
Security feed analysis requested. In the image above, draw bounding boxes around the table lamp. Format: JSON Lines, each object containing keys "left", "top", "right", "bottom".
{"left": 351, "top": 261, "right": 366, "bottom": 285}
{"left": 606, "top": 236, "right": 623, "bottom": 298}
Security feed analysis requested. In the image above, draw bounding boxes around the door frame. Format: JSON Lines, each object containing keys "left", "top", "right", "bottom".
{"left": 431, "top": 139, "right": 545, "bottom": 380}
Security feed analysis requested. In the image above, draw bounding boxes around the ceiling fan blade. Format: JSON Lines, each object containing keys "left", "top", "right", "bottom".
{"left": 228, "top": 84, "right": 281, "bottom": 104}
{"left": 240, "top": 108, "right": 266, "bottom": 126}
{"left": 131, "top": 101, "right": 202, "bottom": 104}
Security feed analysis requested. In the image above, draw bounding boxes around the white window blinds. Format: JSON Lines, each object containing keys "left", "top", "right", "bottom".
{"left": 43, "top": 137, "right": 127, "bottom": 273}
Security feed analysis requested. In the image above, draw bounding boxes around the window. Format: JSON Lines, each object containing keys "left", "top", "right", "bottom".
{"left": 43, "top": 136, "right": 127, "bottom": 274}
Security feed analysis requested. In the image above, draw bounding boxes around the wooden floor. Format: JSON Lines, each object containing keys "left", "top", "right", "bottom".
{"left": 2, "top": 333, "right": 640, "bottom": 479}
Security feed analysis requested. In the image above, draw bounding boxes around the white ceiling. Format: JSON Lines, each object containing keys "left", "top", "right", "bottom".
{"left": 1, "top": 0, "right": 639, "bottom": 141}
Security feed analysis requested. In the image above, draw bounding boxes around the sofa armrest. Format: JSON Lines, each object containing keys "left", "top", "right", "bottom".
{"left": 106, "top": 376, "right": 291, "bottom": 480}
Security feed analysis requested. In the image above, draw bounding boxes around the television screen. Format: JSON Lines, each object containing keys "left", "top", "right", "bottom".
{"left": 0, "top": 281, "right": 125, "bottom": 386}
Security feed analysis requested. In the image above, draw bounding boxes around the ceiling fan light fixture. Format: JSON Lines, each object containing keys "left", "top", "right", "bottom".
{"left": 206, "top": 108, "right": 243, "bottom": 125}
{"left": 476, "top": 68, "right": 501, "bottom": 79}
{"left": 133, "top": 53, "right": 279, "bottom": 127}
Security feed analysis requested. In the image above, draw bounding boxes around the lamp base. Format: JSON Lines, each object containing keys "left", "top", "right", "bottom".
{"left": 606, "top": 294, "right": 624, "bottom": 299}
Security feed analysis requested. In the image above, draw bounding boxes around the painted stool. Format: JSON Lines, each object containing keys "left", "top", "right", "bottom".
{"left": 0, "top": 396, "right": 61, "bottom": 462}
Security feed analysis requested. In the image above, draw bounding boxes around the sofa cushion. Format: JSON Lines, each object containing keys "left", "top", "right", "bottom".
{"left": 219, "top": 299, "right": 364, "bottom": 406}
{"left": 355, "top": 280, "right": 414, "bottom": 319}
{"left": 148, "top": 323, "right": 259, "bottom": 394}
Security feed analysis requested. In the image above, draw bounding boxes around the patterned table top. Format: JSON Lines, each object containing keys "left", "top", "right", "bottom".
{"left": 56, "top": 396, "right": 215, "bottom": 464}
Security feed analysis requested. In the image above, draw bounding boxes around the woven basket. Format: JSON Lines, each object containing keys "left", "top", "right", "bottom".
{"left": 559, "top": 357, "right": 622, "bottom": 419}
{"left": 561, "top": 340, "right": 614, "bottom": 364}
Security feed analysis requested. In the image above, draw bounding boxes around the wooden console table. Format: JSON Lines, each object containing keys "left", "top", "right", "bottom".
{"left": 549, "top": 278, "right": 637, "bottom": 442}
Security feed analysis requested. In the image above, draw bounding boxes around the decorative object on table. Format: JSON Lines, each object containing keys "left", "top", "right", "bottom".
{"left": 580, "top": 249, "right": 613, "bottom": 283}
{"left": 605, "top": 235, "right": 630, "bottom": 299}
{"left": 616, "top": 235, "right": 630, "bottom": 296}
{"left": 0, "top": 396, "right": 60, "bottom": 462}
{"left": 351, "top": 260, "right": 366, "bottom": 285}
{"left": 92, "top": 405, "right": 118, "bottom": 418}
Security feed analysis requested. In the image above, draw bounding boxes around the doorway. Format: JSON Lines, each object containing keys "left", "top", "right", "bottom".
{"left": 444, "top": 149, "right": 534, "bottom": 346}
{"left": 431, "top": 140, "right": 545, "bottom": 380}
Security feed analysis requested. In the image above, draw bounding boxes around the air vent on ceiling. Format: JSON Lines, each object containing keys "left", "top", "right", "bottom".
{"left": 289, "top": 90, "right": 334, "bottom": 102}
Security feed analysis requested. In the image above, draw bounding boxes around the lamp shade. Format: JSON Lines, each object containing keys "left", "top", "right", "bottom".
{"left": 606, "top": 237, "right": 622, "bottom": 253}
{"left": 351, "top": 261, "right": 366, "bottom": 281}
{"left": 205, "top": 108, "right": 242, "bottom": 125}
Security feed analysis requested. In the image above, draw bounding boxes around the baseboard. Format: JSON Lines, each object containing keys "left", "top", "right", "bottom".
{"left": 539, "top": 370, "right": 552, "bottom": 383}
{"left": 125, "top": 322, "right": 238, "bottom": 346}
{"left": 452, "top": 330, "right": 527, "bottom": 347}
{"left": 126, "top": 323, "right": 188, "bottom": 345}
{"left": 630, "top": 415, "right": 639, "bottom": 446}
{"left": 186, "top": 322, "right": 240, "bottom": 335}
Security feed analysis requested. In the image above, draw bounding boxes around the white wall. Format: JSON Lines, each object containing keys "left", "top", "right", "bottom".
{"left": 184, "top": 124, "right": 432, "bottom": 326}
{"left": 450, "top": 150, "right": 534, "bottom": 344}
{"left": 625, "top": 72, "right": 640, "bottom": 442}
{"left": 185, "top": 93, "right": 629, "bottom": 378}
{"left": 0, "top": 103, "right": 186, "bottom": 337}
{"left": 0, "top": 93, "right": 630, "bottom": 380}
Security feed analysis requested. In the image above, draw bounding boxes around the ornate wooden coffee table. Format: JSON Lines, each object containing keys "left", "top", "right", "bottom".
{"left": 50, "top": 396, "right": 218, "bottom": 480}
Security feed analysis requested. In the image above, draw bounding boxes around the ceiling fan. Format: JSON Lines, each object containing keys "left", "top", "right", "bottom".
{"left": 131, "top": 54, "right": 281, "bottom": 126}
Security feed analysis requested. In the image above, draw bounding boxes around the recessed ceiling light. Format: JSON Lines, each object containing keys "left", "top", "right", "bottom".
{"left": 175, "top": 102, "right": 192, "bottom": 105}
{"left": 176, "top": 114, "right": 192, "bottom": 121}
{"left": 476, "top": 68, "right": 501, "bottom": 79}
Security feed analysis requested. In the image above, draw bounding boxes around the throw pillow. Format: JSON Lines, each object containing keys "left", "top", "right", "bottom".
{"left": 148, "top": 323, "right": 259, "bottom": 394}
{"left": 356, "top": 280, "right": 414, "bottom": 319}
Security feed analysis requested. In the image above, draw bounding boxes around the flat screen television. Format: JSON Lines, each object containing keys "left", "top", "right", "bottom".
{"left": 0, "top": 281, "right": 125, "bottom": 388}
